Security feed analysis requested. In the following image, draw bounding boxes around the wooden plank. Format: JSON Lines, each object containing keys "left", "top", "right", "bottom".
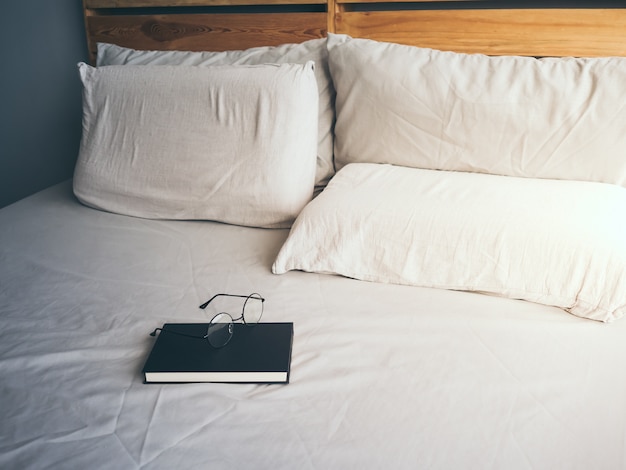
{"left": 339, "top": 0, "right": 475, "bottom": 3}
{"left": 85, "top": 0, "right": 324, "bottom": 7}
{"left": 334, "top": 8, "right": 626, "bottom": 57}
{"left": 327, "top": 0, "right": 337, "bottom": 33}
{"left": 86, "top": 12, "right": 326, "bottom": 59}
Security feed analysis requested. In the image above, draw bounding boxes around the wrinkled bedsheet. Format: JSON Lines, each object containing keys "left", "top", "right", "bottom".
{"left": 1, "top": 181, "right": 625, "bottom": 469}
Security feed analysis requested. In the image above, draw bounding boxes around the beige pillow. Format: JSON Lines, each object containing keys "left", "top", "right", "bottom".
{"left": 327, "top": 33, "right": 626, "bottom": 186}
{"left": 98, "top": 39, "right": 335, "bottom": 189}
{"left": 274, "top": 163, "right": 626, "bottom": 322}
{"left": 74, "top": 62, "right": 318, "bottom": 228}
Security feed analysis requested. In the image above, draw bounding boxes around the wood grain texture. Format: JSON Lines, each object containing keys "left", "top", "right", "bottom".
{"left": 334, "top": 8, "right": 626, "bottom": 57}
{"left": 85, "top": 0, "right": 324, "bottom": 7}
{"left": 83, "top": 1, "right": 626, "bottom": 60}
{"left": 85, "top": 13, "right": 326, "bottom": 61}
{"left": 339, "top": 0, "right": 476, "bottom": 3}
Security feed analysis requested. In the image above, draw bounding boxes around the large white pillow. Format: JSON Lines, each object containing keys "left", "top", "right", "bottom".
{"left": 327, "top": 33, "right": 626, "bottom": 187}
{"left": 273, "top": 163, "right": 626, "bottom": 322}
{"left": 98, "top": 39, "right": 335, "bottom": 189}
{"left": 74, "top": 62, "right": 318, "bottom": 228}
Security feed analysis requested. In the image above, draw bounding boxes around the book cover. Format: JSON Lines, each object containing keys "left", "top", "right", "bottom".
{"left": 143, "top": 322, "right": 293, "bottom": 383}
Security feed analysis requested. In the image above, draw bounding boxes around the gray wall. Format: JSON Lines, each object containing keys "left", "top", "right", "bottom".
{"left": 0, "top": 0, "right": 88, "bottom": 209}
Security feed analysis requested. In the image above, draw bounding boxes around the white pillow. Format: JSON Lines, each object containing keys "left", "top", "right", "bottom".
{"left": 327, "top": 33, "right": 626, "bottom": 187}
{"left": 273, "top": 163, "right": 626, "bottom": 322}
{"left": 74, "top": 62, "right": 318, "bottom": 228}
{"left": 98, "top": 39, "right": 335, "bottom": 189}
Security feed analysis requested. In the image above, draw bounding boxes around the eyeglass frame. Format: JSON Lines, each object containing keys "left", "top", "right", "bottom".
{"left": 149, "top": 292, "right": 265, "bottom": 348}
{"left": 198, "top": 293, "right": 265, "bottom": 323}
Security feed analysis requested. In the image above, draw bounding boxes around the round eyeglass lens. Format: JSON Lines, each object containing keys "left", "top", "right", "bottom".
{"left": 206, "top": 312, "right": 234, "bottom": 348}
{"left": 243, "top": 293, "right": 263, "bottom": 325}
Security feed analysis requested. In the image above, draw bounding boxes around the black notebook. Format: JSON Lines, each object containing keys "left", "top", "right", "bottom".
{"left": 143, "top": 322, "right": 293, "bottom": 383}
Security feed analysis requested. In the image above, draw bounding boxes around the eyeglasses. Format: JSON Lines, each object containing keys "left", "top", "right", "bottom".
{"left": 150, "top": 293, "right": 264, "bottom": 348}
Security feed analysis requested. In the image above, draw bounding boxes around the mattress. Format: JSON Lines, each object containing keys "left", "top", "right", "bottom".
{"left": 1, "top": 181, "right": 626, "bottom": 469}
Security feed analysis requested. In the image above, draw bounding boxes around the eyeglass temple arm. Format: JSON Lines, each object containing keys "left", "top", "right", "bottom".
{"left": 198, "top": 293, "right": 265, "bottom": 310}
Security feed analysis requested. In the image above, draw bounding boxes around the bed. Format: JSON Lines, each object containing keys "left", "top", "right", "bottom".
{"left": 2, "top": 0, "right": 626, "bottom": 468}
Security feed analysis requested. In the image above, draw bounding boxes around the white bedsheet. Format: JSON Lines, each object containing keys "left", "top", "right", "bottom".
{"left": 1, "top": 181, "right": 625, "bottom": 469}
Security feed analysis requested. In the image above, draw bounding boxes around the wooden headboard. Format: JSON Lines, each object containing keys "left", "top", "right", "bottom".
{"left": 83, "top": 0, "right": 626, "bottom": 62}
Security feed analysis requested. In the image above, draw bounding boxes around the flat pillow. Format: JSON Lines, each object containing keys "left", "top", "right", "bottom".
{"left": 273, "top": 163, "right": 626, "bottom": 322}
{"left": 327, "top": 33, "right": 626, "bottom": 187}
{"left": 74, "top": 62, "right": 318, "bottom": 228}
{"left": 98, "top": 40, "right": 335, "bottom": 189}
